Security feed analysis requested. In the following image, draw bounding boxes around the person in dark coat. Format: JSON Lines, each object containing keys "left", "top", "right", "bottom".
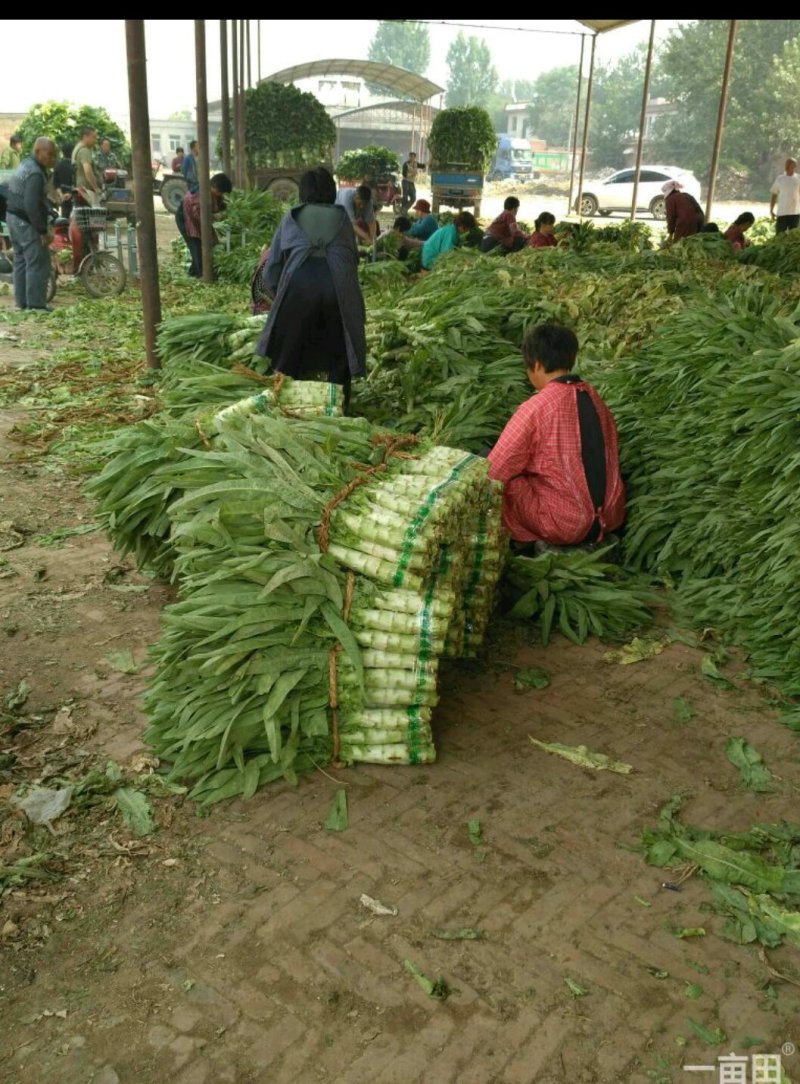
{"left": 664, "top": 180, "right": 704, "bottom": 242}
{"left": 255, "top": 166, "right": 366, "bottom": 400}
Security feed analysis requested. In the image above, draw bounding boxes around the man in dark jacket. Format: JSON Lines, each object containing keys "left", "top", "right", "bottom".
{"left": 6, "top": 137, "right": 57, "bottom": 312}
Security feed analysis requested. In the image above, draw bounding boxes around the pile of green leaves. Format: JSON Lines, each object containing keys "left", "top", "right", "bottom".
{"left": 214, "top": 189, "right": 286, "bottom": 285}
{"left": 599, "top": 281, "right": 800, "bottom": 694}
{"left": 739, "top": 227, "right": 800, "bottom": 274}
{"left": 336, "top": 146, "right": 399, "bottom": 182}
{"left": 644, "top": 796, "right": 800, "bottom": 949}
{"left": 428, "top": 106, "right": 497, "bottom": 169}
{"left": 240, "top": 81, "right": 335, "bottom": 170}
{"left": 504, "top": 549, "right": 655, "bottom": 645}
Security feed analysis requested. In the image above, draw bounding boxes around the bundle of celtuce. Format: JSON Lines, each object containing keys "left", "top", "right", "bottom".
{"left": 156, "top": 313, "right": 266, "bottom": 370}
{"left": 118, "top": 410, "right": 508, "bottom": 803}
{"left": 88, "top": 380, "right": 345, "bottom": 578}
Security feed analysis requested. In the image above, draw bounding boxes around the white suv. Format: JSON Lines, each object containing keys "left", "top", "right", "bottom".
{"left": 575, "top": 166, "right": 702, "bottom": 220}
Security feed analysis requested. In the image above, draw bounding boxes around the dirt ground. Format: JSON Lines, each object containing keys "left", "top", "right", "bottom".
{"left": 2, "top": 238, "right": 800, "bottom": 1084}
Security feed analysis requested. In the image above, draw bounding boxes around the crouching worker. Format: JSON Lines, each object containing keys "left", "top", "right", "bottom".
{"left": 488, "top": 323, "right": 625, "bottom": 548}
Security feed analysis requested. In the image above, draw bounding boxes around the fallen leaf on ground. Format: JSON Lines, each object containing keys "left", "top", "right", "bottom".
{"left": 359, "top": 894, "right": 397, "bottom": 917}
{"left": 514, "top": 667, "right": 551, "bottom": 691}
{"left": 603, "top": 637, "right": 664, "bottom": 665}
{"left": 529, "top": 738, "right": 632, "bottom": 774}
{"left": 325, "top": 789, "right": 348, "bottom": 832}
{"left": 105, "top": 650, "right": 139, "bottom": 675}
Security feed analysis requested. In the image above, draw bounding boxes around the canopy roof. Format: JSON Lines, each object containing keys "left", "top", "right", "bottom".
{"left": 576, "top": 19, "right": 639, "bottom": 33}
{"left": 263, "top": 59, "right": 443, "bottom": 103}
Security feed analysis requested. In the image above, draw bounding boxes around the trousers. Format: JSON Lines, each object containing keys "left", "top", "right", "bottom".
{"left": 7, "top": 213, "right": 50, "bottom": 309}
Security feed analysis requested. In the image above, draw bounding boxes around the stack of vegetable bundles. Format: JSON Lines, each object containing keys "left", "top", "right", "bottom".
{"left": 92, "top": 400, "right": 506, "bottom": 804}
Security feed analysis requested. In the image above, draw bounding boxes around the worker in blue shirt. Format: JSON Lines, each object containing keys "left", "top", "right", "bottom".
{"left": 421, "top": 211, "right": 477, "bottom": 270}
{"left": 181, "top": 140, "right": 200, "bottom": 194}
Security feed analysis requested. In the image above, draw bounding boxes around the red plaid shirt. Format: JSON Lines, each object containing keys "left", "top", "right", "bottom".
{"left": 487, "top": 210, "right": 524, "bottom": 248}
{"left": 487, "top": 379, "right": 625, "bottom": 544}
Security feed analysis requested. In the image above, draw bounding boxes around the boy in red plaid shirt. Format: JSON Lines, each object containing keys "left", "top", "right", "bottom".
{"left": 488, "top": 323, "right": 625, "bottom": 547}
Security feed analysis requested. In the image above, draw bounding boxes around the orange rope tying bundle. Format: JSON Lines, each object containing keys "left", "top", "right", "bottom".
{"left": 194, "top": 419, "right": 212, "bottom": 449}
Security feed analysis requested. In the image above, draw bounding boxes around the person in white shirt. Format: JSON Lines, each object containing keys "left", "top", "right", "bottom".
{"left": 770, "top": 158, "right": 800, "bottom": 233}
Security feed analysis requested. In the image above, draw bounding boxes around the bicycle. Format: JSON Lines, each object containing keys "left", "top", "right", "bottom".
{"left": 47, "top": 205, "right": 126, "bottom": 301}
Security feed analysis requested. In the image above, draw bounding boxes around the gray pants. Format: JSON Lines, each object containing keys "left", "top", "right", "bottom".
{"left": 7, "top": 213, "right": 50, "bottom": 309}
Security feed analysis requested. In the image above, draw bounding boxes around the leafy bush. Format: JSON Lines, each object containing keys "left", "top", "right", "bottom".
{"left": 428, "top": 107, "right": 496, "bottom": 170}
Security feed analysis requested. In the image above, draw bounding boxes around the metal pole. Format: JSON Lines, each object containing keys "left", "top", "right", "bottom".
{"left": 231, "top": 20, "right": 240, "bottom": 187}
{"left": 195, "top": 20, "right": 214, "bottom": 285}
{"left": 705, "top": 19, "right": 737, "bottom": 222}
{"left": 220, "top": 20, "right": 231, "bottom": 179}
{"left": 566, "top": 34, "right": 586, "bottom": 217}
{"left": 257, "top": 19, "right": 261, "bottom": 82}
{"left": 238, "top": 19, "right": 247, "bottom": 188}
{"left": 629, "top": 20, "right": 656, "bottom": 222}
{"left": 124, "top": 20, "right": 161, "bottom": 369}
{"left": 575, "top": 33, "right": 597, "bottom": 220}
{"left": 246, "top": 20, "right": 251, "bottom": 89}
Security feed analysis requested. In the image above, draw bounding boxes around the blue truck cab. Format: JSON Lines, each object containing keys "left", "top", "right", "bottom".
{"left": 488, "top": 136, "right": 535, "bottom": 182}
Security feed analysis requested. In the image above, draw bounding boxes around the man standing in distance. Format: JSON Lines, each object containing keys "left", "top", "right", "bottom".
{"left": 72, "top": 127, "right": 102, "bottom": 207}
{"left": 5, "top": 137, "right": 58, "bottom": 312}
{"left": 181, "top": 140, "right": 200, "bottom": 195}
{"left": 770, "top": 157, "right": 800, "bottom": 234}
{"left": 401, "top": 150, "right": 420, "bottom": 212}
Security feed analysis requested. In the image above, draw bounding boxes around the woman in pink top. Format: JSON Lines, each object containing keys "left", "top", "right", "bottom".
{"left": 723, "top": 212, "right": 754, "bottom": 251}
{"left": 528, "top": 211, "right": 557, "bottom": 248}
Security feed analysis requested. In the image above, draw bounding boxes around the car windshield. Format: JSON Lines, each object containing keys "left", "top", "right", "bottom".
{"left": 510, "top": 149, "right": 531, "bottom": 162}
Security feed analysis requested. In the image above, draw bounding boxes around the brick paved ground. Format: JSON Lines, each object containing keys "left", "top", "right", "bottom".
{"left": 4, "top": 604, "right": 800, "bottom": 1083}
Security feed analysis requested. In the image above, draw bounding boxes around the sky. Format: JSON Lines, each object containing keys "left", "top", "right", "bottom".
{"left": 1, "top": 19, "right": 685, "bottom": 125}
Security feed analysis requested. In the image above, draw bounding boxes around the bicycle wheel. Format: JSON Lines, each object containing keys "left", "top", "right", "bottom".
{"left": 80, "top": 252, "right": 126, "bottom": 298}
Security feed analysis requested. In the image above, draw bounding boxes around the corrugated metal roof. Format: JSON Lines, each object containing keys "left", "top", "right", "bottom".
{"left": 576, "top": 19, "right": 640, "bottom": 33}
{"left": 264, "top": 60, "right": 443, "bottom": 103}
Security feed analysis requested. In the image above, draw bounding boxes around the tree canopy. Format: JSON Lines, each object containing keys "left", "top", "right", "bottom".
{"left": 367, "top": 21, "right": 430, "bottom": 91}
{"left": 17, "top": 102, "right": 129, "bottom": 159}
{"left": 652, "top": 19, "right": 800, "bottom": 192}
{"left": 445, "top": 33, "right": 497, "bottom": 108}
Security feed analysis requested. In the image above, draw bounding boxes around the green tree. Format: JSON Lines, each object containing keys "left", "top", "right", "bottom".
{"left": 652, "top": 20, "right": 800, "bottom": 192}
{"left": 445, "top": 33, "right": 497, "bottom": 108}
{"left": 529, "top": 67, "right": 580, "bottom": 147}
{"left": 367, "top": 21, "right": 430, "bottom": 94}
{"left": 588, "top": 45, "right": 670, "bottom": 170}
{"left": 17, "top": 102, "right": 129, "bottom": 160}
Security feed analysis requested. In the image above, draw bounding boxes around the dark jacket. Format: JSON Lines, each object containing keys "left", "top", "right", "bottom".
{"left": 6, "top": 155, "right": 49, "bottom": 234}
{"left": 256, "top": 203, "right": 367, "bottom": 378}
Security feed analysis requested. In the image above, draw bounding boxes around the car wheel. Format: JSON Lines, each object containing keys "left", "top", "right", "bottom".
{"left": 577, "top": 194, "right": 598, "bottom": 217}
{"left": 649, "top": 196, "right": 667, "bottom": 220}
{"left": 598, "top": 209, "right": 612, "bottom": 217}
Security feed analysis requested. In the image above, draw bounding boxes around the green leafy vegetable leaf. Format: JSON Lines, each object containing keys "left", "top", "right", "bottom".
{"left": 325, "top": 789, "right": 348, "bottom": 832}
{"left": 529, "top": 737, "right": 632, "bottom": 774}
{"left": 673, "top": 697, "right": 694, "bottom": 723}
{"left": 686, "top": 1018, "right": 727, "bottom": 1046}
{"left": 565, "top": 977, "right": 589, "bottom": 998}
{"left": 514, "top": 667, "right": 551, "bottom": 691}
{"left": 725, "top": 737, "right": 773, "bottom": 793}
{"left": 403, "top": 959, "right": 449, "bottom": 1000}
{"left": 105, "top": 649, "right": 139, "bottom": 675}
{"left": 113, "top": 787, "right": 155, "bottom": 837}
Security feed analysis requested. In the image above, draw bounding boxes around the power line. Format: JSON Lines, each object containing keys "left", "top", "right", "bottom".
{"left": 395, "top": 20, "right": 587, "bottom": 37}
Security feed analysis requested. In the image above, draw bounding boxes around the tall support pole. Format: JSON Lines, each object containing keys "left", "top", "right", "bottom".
{"left": 220, "top": 20, "right": 231, "bottom": 179}
{"left": 238, "top": 19, "right": 247, "bottom": 188}
{"left": 705, "top": 19, "right": 737, "bottom": 221}
{"left": 246, "top": 19, "right": 252, "bottom": 88}
{"left": 257, "top": 20, "right": 261, "bottom": 82}
{"left": 231, "top": 20, "right": 240, "bottom": 187}
{"left": 566, "top": 34, "right": 586, "bottom": 217}
{"left": 575, "top": 32, "right": 597, "bottom": 220}
{"left": 410, "top": 105, "right": 417, "bottom": 159}
{"left": 629, "top": 19, "right": 656, "bottom": 221}
{"left": 195, "top": 20, "right": 214, "bottom": 285}
{"left": 124, "top": 20, "right": 161, "bottom": 369}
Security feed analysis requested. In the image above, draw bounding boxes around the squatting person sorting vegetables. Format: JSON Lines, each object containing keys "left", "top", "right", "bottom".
{"left": 254, "top": 166, "right": 366, "bottom": 401}
{"left": 488, "top": 323, "right": 625, "bottom": 548}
